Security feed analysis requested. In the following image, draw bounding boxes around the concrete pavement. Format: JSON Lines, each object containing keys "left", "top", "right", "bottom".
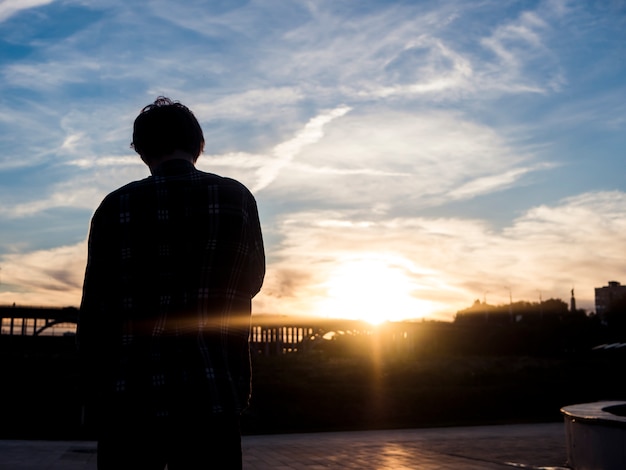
{"left": 0, "top": 422, "right": 569, "bottom": 469}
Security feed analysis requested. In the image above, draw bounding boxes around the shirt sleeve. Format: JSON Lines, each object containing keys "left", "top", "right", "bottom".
{"left": 247, "top": 194, "right": 266, "bottom": 299}
{"left": 77, "top": 202, "right": 115, "bottom": 364}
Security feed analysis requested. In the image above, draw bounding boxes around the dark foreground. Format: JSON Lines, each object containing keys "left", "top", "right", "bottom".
{"left": 1, "top": 335, "right": 624, "bottom": 439}
{"left": 1, "top": 422, "right": 569, "bottom": 469}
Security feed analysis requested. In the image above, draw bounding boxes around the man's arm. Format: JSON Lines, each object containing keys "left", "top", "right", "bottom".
{"left": 247, "top": 195, "right": 266, "bottom": 299}
{"left": 77, "top": 205, "right": 115, "bottom": 390}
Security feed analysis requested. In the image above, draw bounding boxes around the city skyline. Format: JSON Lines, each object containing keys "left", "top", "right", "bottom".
{"left": 1, "top": 1, "right": 625, "bottom": 323}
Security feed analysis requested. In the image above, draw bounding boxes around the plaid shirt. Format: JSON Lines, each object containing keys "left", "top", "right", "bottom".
{"left": 78, "top": 159, "right": 265, "bottom": 417}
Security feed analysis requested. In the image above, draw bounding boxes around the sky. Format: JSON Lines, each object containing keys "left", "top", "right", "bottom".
{"left": 0, "top": 0, "right": 625, "bottom": 323}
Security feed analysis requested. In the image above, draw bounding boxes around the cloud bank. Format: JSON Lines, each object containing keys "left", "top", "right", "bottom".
{"left": 0, "top": 0, "right": 625, "bottom": 321}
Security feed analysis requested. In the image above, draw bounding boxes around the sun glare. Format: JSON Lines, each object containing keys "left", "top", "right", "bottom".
{"left": 314, "top": 257, "right": 432, "bottom": 324}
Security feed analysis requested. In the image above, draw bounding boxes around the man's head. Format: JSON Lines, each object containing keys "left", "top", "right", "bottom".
{"left": 131, "top": 97, "right": 205, "bottom": 164}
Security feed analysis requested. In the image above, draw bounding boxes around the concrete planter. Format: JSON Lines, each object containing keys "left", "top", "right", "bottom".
{"left": 561, "top": 401, "right": 626, "bottom": 470}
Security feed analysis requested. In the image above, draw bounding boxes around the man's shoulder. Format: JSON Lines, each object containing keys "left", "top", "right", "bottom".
{"left": 98, "top": 177, "right": 152, "bottom": 202}
{"left": 194, "top": 170, "right": 255, "bottom": 196}
{"left": 97, "top": 170, "right": 254, "bottom": 207}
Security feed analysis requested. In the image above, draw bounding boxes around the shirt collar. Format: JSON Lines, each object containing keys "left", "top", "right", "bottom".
{"left": 152, "top": 159, "right": 196, "bottom": 177}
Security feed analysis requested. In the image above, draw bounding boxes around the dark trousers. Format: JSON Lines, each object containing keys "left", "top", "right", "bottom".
{"left": 96, "top": 408, "right": 242, "bottom": 470}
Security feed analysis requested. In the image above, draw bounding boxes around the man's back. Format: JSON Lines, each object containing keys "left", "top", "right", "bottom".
{"left": 79, "top": 159, "right": 264, "bottom": 415}
{"left": 78, "top": 98, "right": 264, "bottom": 468}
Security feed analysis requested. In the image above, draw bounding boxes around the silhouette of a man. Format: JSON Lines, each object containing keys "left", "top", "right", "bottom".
{"left": 78, "top": 97, "right": 265, "bottom": 469}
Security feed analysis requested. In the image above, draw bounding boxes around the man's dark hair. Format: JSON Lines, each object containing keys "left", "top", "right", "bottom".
{"left": 131, "top": 96, "right": 205, "bottom": 161}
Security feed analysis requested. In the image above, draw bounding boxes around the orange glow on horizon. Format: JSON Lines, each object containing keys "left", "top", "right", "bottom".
{"left": 312, "top": 256, "right": 438, "bottom": 325}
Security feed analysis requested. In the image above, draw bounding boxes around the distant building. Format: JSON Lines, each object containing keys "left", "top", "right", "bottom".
{"left": 595, "top": 281, "right": 626, "bottom": 315}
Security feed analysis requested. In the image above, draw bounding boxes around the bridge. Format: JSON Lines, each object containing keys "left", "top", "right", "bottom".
{"left": 0, "top": 305, "right": 78, "bottom": 336}
{"left": 0, "top": 306, "right": 421, "bottom": 356}
{"left": 249, "top": 314, "right": 421, "bottom": 356}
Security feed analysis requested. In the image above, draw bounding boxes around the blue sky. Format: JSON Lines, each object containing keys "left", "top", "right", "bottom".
{"left": 0, "top": 0, "right": 624, "bottom": 322}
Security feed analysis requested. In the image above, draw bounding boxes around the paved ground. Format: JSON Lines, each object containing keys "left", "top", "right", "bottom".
{"left": 0, "top": 422, "right": 569, "bottom": 469}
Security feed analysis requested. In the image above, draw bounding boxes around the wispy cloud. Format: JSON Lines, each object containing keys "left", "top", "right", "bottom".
{"left": 66, "top": 155, "right": 141, "bottom": 169}
{"left": 258, "top": 109, "right": 544, "bottom": 212}
{"left": 0, "top": 240, "right": 86, "bottom": 307}
{"left": 2, "top": 60, "right": 101, "bottom": 89}
{"left": 192, "top": 88, "right": 305, "bottom": 122}
{"left": 0, "top": 159, "right": 147, "bottom": 218}
{"left": 475, "top": 2, "right": 569, "bottom": 94}
{"left": 448, "top": 163, "right": 558, "bottom": 200}
{"left": 364, "top": 36, "right": 474, "bottom": 99}
{"left": 0, "top": 0, "right": 56, "bottom": 23}
{"left": 252, "top": 106, "right": 351, "bottom": 192}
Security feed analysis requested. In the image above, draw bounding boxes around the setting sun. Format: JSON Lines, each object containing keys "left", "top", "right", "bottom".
{"left": 313, "top": 256, "right": 435, "bottom": 324}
